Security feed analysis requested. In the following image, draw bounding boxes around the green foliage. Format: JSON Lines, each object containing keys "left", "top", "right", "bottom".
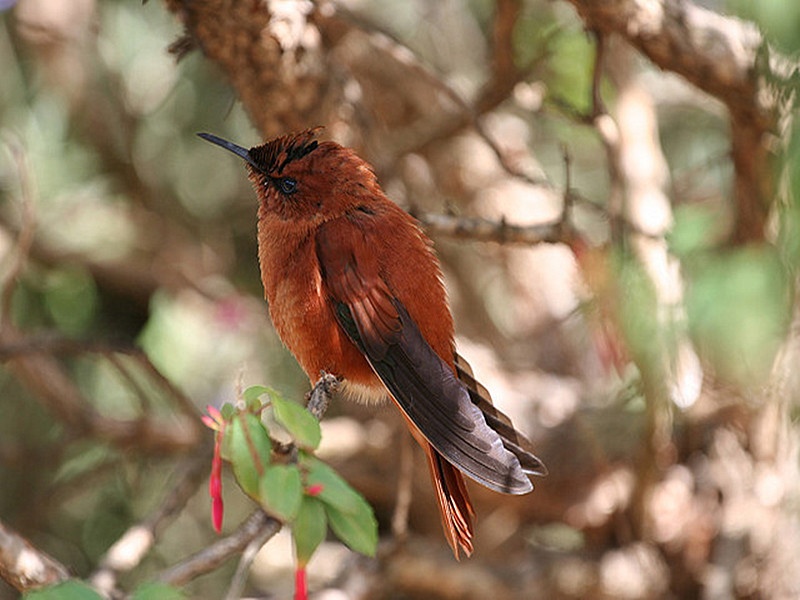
{"left": 293, "top": 496, "right": 328, "bottom": 566}
{"left": 260, "top": 464, "right": 303, "bottom": 521}
{"left": 779, "top": 122, "right": 800, "bottom": 270}
{"left": 42, "top": 267, "right": 99, "bottom": 336}
{"left": 612, "top": 251, "right": 662, "bottom": 371}
{"left": 685, "top": 247, "right": 790, "bottom": 385}
{"left": 303, "top": 456, "right": 370, "bottom": 516}
{"left": 243, "top": 385, "right": 272, "bottom": 409}
{"left": 545, "top": 28, "right": 595, "bottom": 115}
{"left": 213, "top": 387, "right": 378, "bottom": 583}
{"left": 271, "top": 396, "right": 322, "bottom": 450}
{"left": 302, "top": 456, "right": 378, "bottom": 556}
{"left": 225, "top": 413, "right": 272, "bottom": 498}
{"left": 23, "top": 581, "right": 103, "bottom": 600}
{"left": 669, "top": 204, "right": 726, "bottom": 258}
{"left": 324, "top": 500, "right": 379, "bottom": 557}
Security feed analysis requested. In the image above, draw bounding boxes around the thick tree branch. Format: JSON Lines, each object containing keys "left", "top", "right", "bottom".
{"left": 563, "top": 0, "right": 793, "bottom": 243}
{"left": 0, "top": 520, "right": 70, "bottom": 592}
{"left": 165, "top": 0, "right": 336, "bottom": 138}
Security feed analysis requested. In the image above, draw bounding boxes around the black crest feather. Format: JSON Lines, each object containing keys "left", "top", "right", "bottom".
{"left": 249, "top": 128, "right": 321, "bottom": 175}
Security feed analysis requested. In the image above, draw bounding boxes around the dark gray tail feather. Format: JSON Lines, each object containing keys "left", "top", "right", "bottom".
{"left": 455, "top": 354, "right": 548, "bottom": 477}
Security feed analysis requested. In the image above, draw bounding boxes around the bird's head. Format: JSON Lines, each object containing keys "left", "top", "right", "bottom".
{"left": 198, "top": 129, "right": 380, "bottom": 223}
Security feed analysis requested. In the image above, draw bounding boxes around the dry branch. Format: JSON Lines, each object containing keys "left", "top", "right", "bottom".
{"left": 165, "top": 0, "right": 337, "bottom": 138}
{"left": 0, "top": 520, "right": 70, "bottom": 592}
{"left": 90, "top": 451, "right": 212, "bottom": 595}
{"left": 0, "top": 325, "right": 202, "bottom": 454}
{"left": 412, "top": 211, "right": 566, "bottom": 246}
{"left": 157, "top": 510, "right": 280, "bottom": 587}
{"left": 563, "top": 0, "right": 792, "bottom": 242}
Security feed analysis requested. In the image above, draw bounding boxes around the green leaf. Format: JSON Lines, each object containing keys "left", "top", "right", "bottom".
{"left": 668, "top": 204, "right": 724, "bottom": 258}
{"left": 226, "top": 413, "right": 271, "bottom": 498}
{"left": 259, "top": 464, "right": 303, "bottom": 521}
{"left": 243, "top": 385, "right": 271, "bottom": 410}
{"left": 303, "top": 457, "right": 366, "bottom": 515}
{"left": 23, "top": 581, "right": 103, "bottom": 600}
{"left": 686, "top": 246, "right": 790, "bottom": 385}
{"left": 130, "top": 582, "right": 186, "bottom": 600}
{"left": 302, "top": 457, "right": 378, "bottom": 556}
{"left": 271, "top": 396, "right": 321, "bottom": 450}
{"left": 293, "top": 496, "right": 327, "bottom": 566}
{"left": 220, "top": 402, "right": 236, "bottom": 421}
{"left": 325, "top": 500, "right": 378, "bottom": 557}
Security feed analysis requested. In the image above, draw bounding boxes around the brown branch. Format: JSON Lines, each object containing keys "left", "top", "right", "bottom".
{"left": 89, "top": 450, "right": 212, "bottom": 595}
{"left": 0, "top": 136, "right": 36, "bottom": 329}
{"left": 476, "top": 0, "right": 550, "bottom": 111}
{"left": 223, "top": 523, "right": 278, "bottom": 600}
{"left": 412, "top": 211, "right": 566, "bottom": 246}
{"left": 317, "top": 0, "right": 553, "bottom": 189}
{"left": 0, "top": 520, "right": 70, "bottom": 592}
{"left": 564, "top": 0, "right": 768, "bottom": 115}
{"left": 0, "top": 325, "right": 202, "bottom": 454}
{"left": 305, "top": 371, "right": 340, "bottom": 419}
{"left": 165, "top": 0, "right": 336, "bottom": 138}
{"left": 562, "top": 0, "right": 792, "bottom": 243}
{"left": 156, "top": 510, "right": 280, "bottom": 587}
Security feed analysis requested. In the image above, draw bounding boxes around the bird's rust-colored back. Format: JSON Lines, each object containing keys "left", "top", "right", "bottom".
{"left": 198, "top": 129, "right": 546, "bottom": 558}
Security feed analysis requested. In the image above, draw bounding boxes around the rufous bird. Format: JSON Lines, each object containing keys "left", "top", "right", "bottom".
{"left": 198, "top": 129, "right": 546, "bottom": 558}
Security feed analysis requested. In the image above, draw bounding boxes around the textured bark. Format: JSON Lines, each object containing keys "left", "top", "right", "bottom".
{"left": 563, "top": 0, "right": 787, "bottom": 242}
{"left": 165, "top": 0, "right": 339, "bottom": 138}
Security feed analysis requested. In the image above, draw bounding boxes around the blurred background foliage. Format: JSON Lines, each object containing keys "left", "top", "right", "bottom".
{"left": 0, "top": 0, "right": 798, "bottom": 598}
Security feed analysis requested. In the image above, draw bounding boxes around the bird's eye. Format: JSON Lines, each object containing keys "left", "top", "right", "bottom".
{"left": 277, "top": 177, "right": 297, "bottom": 195}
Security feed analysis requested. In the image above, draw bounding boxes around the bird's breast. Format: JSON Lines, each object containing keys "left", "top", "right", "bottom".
{"left": 258, "top": 222, "right": 381, "bottom": 392}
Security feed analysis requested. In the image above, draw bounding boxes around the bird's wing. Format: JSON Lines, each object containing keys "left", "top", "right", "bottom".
{"left": 316, "top": 214, "right": 533, "bottom": 494}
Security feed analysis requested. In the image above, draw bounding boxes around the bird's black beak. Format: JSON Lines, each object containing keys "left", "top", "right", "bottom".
{"left": 197, "top": 132, "right": 263, "bottom": 173}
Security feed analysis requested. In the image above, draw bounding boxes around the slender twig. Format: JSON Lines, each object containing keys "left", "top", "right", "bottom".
{"left": 412, "top": 211, "right": 565, "bottom": 246}
{"left": 329, "top": 1, "right": 553, "bottom": 190}
{"left": 107, "top": 353, "right": 154, "bottom": 414}
{"left": 305, "top": 372, "right": 340, "bottom": 419}
{"left": 90, "top": 450, "right": 213, "bottom": 594}
{"left": 0, "top": 332, "right": 201, "bottom": 422}
{"left": 130, "top": 351, "right": 202, "bottom": 420}
{"left": 0, "top": 136, "right": 36, "bottom": 330}
{"left": 589, "top": 30, "right": 607, "bottom": 119}
{"left": 157, "top": 511, "right": 281, "bottom": 587}
{"left": 1, "top": 325, "right": 201, "bottom": 454}
{"left": 223, "top": 524, "right": 279, "bottom": 600}
{"left": 391, "top": 430, "right": 414, "bottom": 544}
